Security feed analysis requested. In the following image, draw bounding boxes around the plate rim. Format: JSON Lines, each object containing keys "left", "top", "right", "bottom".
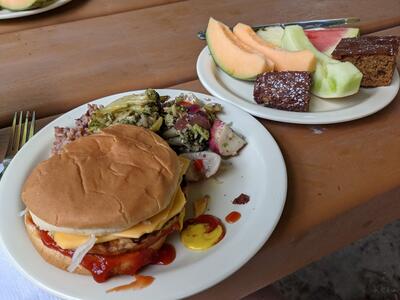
{"left": 197, "top": 46, "right": 400, "bottom": 125}
{"left": 0, "top": 88, "right": 287, "bottom": 300}
{"left": 0, "top": 0, "right": 72, "bottom": 19}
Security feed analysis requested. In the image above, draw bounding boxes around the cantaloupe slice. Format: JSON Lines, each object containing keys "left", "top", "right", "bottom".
{"left": 233, "top": 23, "right": 316, "bottom": 72}
{"left": 206, "top": 17, "right": 274, "bottom": 80}
{"left": 0, "top": 0, "right": 53, "bottom": 11}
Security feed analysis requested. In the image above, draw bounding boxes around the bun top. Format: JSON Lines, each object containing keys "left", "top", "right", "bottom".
{"left": 22, "top": 124, "right": 181, "bottom": 233}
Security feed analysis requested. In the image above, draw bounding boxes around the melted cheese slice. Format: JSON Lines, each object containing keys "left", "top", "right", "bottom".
{"left": 53, "top": 157, "right": 189, "bottom": 250}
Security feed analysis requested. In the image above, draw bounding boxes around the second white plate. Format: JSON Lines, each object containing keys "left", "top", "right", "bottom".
{"left": 197, "top": 46, "right": 400, "bottom": 124}
{"left": 0, "top": 0, "right": 72, "bottom": 19}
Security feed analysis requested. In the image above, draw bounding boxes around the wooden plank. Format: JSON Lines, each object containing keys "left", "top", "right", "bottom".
{"left": 0, "top": 0, "right": 186, "bottom": 35}
{"left": 0, "top": 0, "right": 400, "bottom": 127}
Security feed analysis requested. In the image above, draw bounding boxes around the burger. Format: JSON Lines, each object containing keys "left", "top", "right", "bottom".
{"left": 21, "top": 124, "right": 189, "bottom": 282}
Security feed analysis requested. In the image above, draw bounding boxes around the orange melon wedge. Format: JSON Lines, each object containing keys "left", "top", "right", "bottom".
{"left": 206, "top": 18, "right": 274, "bottom": 80}
{"left": 233, "top": 23, "right": 316, "bottom": 72}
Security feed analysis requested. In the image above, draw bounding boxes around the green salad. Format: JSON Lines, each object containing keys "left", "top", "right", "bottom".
{"left": 88, "top": 89, "right": 222, "bottom": 153}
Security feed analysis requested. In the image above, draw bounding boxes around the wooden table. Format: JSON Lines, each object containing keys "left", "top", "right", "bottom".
{"left": 1, "top": 1, "right": 399, "bottom": 299}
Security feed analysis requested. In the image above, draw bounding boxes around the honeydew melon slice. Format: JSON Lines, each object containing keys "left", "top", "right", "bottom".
{"left": 206, "top": 17, "right": 273, "bottom": 81}
{"left": 257, "top": 27, "right": 285, "bottom": 47}
{"left": 281, "top": 25, "right": 362, "bottom": 98}
{"left": 233, "top": 23, "right": 316, "bottom": 72}
{"left": 0, "top": 0, "right": 53, "bottom": 11}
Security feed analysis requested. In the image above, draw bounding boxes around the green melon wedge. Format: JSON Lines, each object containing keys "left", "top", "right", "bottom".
{"left": 257, "top": 27, "right": 285, "bottom": 48}
{"left": 206, "top": 17, "right": 273, "bottom": 81}
{"left": 0, "top": 0, "right": 54, "bottom": 11}
{"left": 282, "top": 25, "right": 362, "bottom": 98}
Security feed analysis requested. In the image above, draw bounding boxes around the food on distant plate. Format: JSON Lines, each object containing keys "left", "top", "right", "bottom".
{"left": 180, "top": 151, "right": 221, "bottom": 182}
{"left": 209, "top": 119, "right": 246, "bottom": 156}
{"left": 22, "top": 125, "right": 190, "bottom": 282}
{"left": 331, "top": 36, "right": 400, "bottom": 87}
{"left": 257, "top": 26, "right": 360, "bottom": 55}
{"left": 0, "top": 0, "right": 54, "bottom": 11}
{"left": 180, "top": 215, "right": 225, "bottom": 250}
{"left": 206, "top": 17, "right": 274, "bottom": 80}
{"left": 203, "top": 18, "right": 370, "bottom": 113}
{"left": 193, "top": 195, "right": 209, "bottom": 217}
{"left": 233, "top": 23, "right": 316, "bottom": 72}
{"left": 203, "top": 16, "right": 400, "bottom": 113}
{"left": 304, "top": 28, "right": 360, "bottom": 55}
{"left": 254, "top": 71, "right": 312, "bottom": 112}
{"left": 281, "top": 25, "right": 363, "bottom": 98}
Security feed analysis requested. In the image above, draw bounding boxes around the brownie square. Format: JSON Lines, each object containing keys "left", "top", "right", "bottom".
{"left": 253, "top": 71, "right": 312, "bottom": 112}
{"left": 332, "top": 36, "right": 400, "bottom": 87}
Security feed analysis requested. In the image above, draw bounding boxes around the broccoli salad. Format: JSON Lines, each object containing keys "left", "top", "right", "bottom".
{"left": 53, "top": 89, "right": 246, "bottom": 180}
{"left": 86, "top": 89, "right": 234, "bottom": 153}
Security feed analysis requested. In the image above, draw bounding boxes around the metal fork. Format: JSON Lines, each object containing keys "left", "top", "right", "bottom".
{"left": 0, "top": 111, "right": 36, "bottom": 178}
{"left": 197, "top": 17, "right": 360, "bottom": 40}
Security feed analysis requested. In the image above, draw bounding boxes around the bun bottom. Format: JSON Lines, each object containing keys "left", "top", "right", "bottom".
{"left": 24, "top": 214, "right": 167, "bottom": 277}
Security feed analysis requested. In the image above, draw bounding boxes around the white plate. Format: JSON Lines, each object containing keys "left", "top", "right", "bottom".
{"left": 0, "top": 89, "right": 287, "bottom": 300}
{"left": 0, "top": 0, "right": 72, "bottom": 19}
{"left": 197, "top": 47, "right": 400, "bottom": 124}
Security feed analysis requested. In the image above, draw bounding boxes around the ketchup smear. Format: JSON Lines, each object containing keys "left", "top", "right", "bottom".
{"left": 153, "top": 243, "right": 176, "bottom": 265}
{"left": 37, "top": 220, "right": 178, "bottom": 283}
{"left": 107, "top": 274, "right": 155, "bottom": 293}
{"left": 225, "top": 211, "right": 241, "bottom": 224}
{"left": 193, "top": 159, "right": 205, "bottom": 173}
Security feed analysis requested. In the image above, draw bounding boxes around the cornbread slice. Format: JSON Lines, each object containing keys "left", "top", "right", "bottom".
{"left": 332, "top": 36, "right": 400, "bottom": 87}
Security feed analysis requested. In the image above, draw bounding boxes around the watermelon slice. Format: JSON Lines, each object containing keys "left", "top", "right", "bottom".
{"left": 305, "top": 28, "right": 359, "bottom": 55}
{"left": 257, "top": 27, "right": 359, "bottom": 56}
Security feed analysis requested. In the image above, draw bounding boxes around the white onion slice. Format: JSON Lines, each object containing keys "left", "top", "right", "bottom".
{"left": 18, "top": 208, "right": 27, "bottom": 217}
{"left": 181, "top": 151, "right": 221, "bottom": 181}
{"left": 67, "top": 235, "right": 96, "bottom": 272}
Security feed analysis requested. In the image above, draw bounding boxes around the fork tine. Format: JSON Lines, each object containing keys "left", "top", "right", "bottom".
{"left": 20, "top": 111, "right": 29, "bottom": 147}
{"left": 14, "top": 111, "right": 23, "bottom": 154}
{"left": 5, "top": 112, "right": 17, "bottom": 157}
{"left": 28, "top": 111, "right": 36, "bottom": 139}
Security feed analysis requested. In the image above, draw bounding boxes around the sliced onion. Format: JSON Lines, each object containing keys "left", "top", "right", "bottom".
{"left": 181, "top": 151, "right": 221, "bottom": 181}
{"left": 67, "top": 235, "right": 96, "bottom": 272}
{"left": 18, "top": 208, "right": 27, "bottom": 217}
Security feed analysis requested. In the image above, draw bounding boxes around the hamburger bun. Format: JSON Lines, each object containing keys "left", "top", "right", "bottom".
{"left": 24, "top": 213, "right": 90, "bottom": 276}
{"left": 22, "top": 125, "right": 181, "bottom": 235}
{"left": 24, "top": 213, "right": 168, "bottom": 276}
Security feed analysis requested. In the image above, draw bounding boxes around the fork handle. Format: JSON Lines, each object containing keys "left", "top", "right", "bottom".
{"left": 197, "top": 17, "right": 360, "bottom": 40}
